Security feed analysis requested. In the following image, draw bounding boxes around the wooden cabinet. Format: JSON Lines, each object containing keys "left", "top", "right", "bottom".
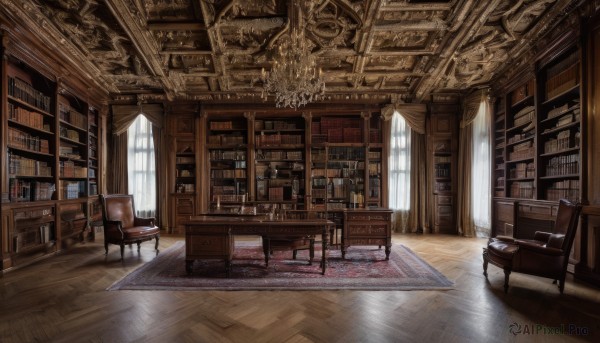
{"left": 342, "top": 208, "right": 392, "bottom": 260}
{"left": 428, "top": 105, "right": 458, "bottom": 234}
{"left": 171, "top": 194, "right": 195, "bottom": 233}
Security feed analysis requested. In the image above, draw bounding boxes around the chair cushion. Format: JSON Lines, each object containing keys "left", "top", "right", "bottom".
{"left": 488, "top": 241, "right": 519, "bottom": 259}
{"left": 122, "top": 226, "right": 160, "bottom": 239}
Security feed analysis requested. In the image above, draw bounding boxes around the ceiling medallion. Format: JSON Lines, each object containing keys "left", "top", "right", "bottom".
{"left": 261, "top": 0, "right": 325, "bottom": 109}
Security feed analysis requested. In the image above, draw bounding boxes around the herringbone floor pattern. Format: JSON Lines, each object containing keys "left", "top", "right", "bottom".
{"left": 1, "top": 234, "right": 599, "bottom": 342}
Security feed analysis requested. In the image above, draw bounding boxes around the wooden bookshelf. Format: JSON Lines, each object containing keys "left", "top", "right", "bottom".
{"left": 1, "top": 49, "right": 105, "bottom": 270}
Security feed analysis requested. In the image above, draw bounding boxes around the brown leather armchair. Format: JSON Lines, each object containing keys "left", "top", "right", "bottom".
{"left": 483, "top": 199, "right": 582, "bottom": 293}
{"left": 100, "top": 194, "right": 160, "bottom": 260}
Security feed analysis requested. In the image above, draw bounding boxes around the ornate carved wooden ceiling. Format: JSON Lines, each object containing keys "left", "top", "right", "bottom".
{"left": 0, "top": 0, "right": 583, "bottom": 104}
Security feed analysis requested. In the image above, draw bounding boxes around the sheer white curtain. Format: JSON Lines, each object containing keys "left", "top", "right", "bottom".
{"left": 127, "top": 114, "right": 156, "bottom": 218}
{"left": 471, "top": 100, "right": 492, "bottom": 237}
{"left": 389, "top": 111, "right": 412, "bottom": 231}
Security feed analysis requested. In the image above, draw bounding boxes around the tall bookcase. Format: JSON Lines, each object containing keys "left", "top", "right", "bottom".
{"left": 1, "top": 52, "right": 104, "bottom": 270}
{"left": 428, "top": 103, "right": 458, "bottom": 234}
{"left": 491, "top": 36, "right": 583, "bottom": 241}
{"left": 254, "top": 117, "right": 305, "bottom": 211}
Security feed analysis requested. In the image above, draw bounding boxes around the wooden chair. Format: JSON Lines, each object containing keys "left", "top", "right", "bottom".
{"left": 100, "top": 194, "right": 160, "bottom": 260}
{"left": 483, "top": 199, "right": 582, "bottom": 293}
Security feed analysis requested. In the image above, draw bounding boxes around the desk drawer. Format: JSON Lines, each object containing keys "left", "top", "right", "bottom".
{"left": 345, "top": 213, "right": 390, "bottom": 222}
{"left": 186, "top": 234, "right": 230, "bottom": 257}
{"left": 346, "top": 224, "right": 388, "bottom": 237}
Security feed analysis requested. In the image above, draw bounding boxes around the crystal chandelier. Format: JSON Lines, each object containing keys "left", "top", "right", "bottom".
{"left": 261, "top": 2, "right": 325, "bottom": 109}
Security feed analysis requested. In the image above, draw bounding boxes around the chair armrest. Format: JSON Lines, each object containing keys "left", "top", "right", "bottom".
{"left": 515, "top": 240, "right": 563, "bottom": 256}
{"left": 533, "top": 231, "right": 552, "bottom": 242}
{"left": 134, "top": 217, "right": 155, "bottom": 227}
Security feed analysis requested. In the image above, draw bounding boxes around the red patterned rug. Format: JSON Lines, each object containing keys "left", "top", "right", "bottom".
{"left": 108, "top": 241, "right": 453, "bottom": 291}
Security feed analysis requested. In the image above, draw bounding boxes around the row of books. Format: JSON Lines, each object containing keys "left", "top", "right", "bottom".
{"left": 434, "top": 155, "right": 451, "bottom": 163}
{"left": 13, "top": 223, "right": 54, "bottom": 253}
{"left": 8, "top": 76, "right": 52, "bottom": 112}
{"left": 328, "top": 147, "right": 365, "bottom": 160}
{"left": 435, "top": 164, "right": 451, "bottom": 178}
{"left": 59, "top": 146, "right": 82, "bottom": 159}
{"left": 544, "top": 130, "right": 572, "bottom": 154}
{"left": 546, "top": 63, "right": 579, "bottom": 99}
{"left": 509, "top": 181, "right": 534, "bottom": 199}
{"left": 210, "top": 169, "right": 246, "bottom": 178}
{"left": 255, "top": 134, "right": 303, "bottom": 146}
{"left": 8, "top": 103, "right": 49, "bottom": 131}
{"left": 369, "top": 162, "right": 382, "bottom": 176}
{"left": 509, "top": 162, "right": 535, "bottom": 179}
{"left": 8, "top": 154, "right": 52, "bottom": 177}
{"left": 60, "top": 181, "right": 85, "bottom": 199}
{"left": 508, "top": 146, "right": 534, "bottom": 161}
{"left": 546, "top": 103, "right": 579, "bottom": 120}
{"left": 546, "top": 180, "right": 579, "bottom": 202}
{"left": 255, "top": 120, "right": 300, "bottom": 131}
{"left": 8, "top": 128, "right": 50, "bottom": 153}
{"left": 59, "top": 127, "right": 81, "bottom": 142}
{"left": 59, "top": 102, "right": 87, "bottom": 130}
{"left": 545, "top": 154, "right": 579, "bottom": 176}
{"left": 209, "top": 150, "right": 245, "bottom": 161}
{"left": 257, "top": 150, "right": 302, "bottom": 160}
{"left": 208, "top": 135, "right": 245, "bottom": 145}
{"left": 60, "top": 161, "right": 88, "bottom": 178}
{"left": 316, "top": 117, "right": 361, "bottom": 133}
{"left": 8, "top": 179, "right": 55, "bottom": 202}
{"left": 513, "top": 106, "right": 535, "bottom": 127}
{"left": 368, "top": 151, "right": 382, "bottom": 160}
{"left": 510, "top": 79, "right": 534, "bottom": 106}
{"left": 369, "top": 178, "right": 381, "bottom": 199}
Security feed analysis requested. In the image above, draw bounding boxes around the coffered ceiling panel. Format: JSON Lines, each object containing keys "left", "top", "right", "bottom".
{"left": 0, "top": 0, "right": 586, "bottom": 104}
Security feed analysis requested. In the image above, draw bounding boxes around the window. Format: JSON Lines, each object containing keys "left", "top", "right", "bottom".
{"left": 471, "top": 101, "right": 491, "bottom": 235}
{"left": 388, "top": 111, "right": 412, "bottom": 211}
{"left": 127, "top": 114, "right": 156, "bottom": 218}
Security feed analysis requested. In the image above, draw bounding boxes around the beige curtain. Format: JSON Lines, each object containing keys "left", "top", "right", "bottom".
{"left": 110, "top": 104, "right": 167, "bottom": 228}
{"left": 408, "top": 133, "right": 428, "bottom": 233}
{"left": 108, "top": 133, "right": 129, "bottom": 194}
{"left": 385, "top": 103, "right": 428, "bottom": 233}
{"left": 152, "top": 124, "right": 171, "bottom": 231}
{"left": 457, "top": 89, "right": 488, "bottom": 237}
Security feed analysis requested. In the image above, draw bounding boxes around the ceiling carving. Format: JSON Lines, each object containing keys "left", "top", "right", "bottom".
{"left": 0, "top": 0, "right": 586, "bottom": 104}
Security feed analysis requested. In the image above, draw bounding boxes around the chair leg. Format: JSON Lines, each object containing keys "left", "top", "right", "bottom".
{"left": 558, "top": 278, "right": 565, "bottom": 294}
{"left": 120, "top": 243, "right": 125, "bottom": 261}
{"left": 503, "top": 267, "right": 511, "bottom": 293}
{"left": 137, "top": 241, "right": 141, "bottom": 251}
{"left": 104, "top": 241, "right": 109, "bottom": 255}
{"left": 482, "top": 248, "right": 488, "bottom": 277}
{"left": 155, "top": 235, "right": 159, "bottom": 251}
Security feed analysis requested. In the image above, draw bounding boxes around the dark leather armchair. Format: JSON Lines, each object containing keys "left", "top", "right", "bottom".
{"left": 100, "top": 194, "right": 160, "bottom": 260}
{"left": 483, "top": 199, "right": 582, "bottom": 293}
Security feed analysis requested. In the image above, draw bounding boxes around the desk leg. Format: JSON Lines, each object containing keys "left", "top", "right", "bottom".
{"left": 385, "top": 243, "right": 391, "bottom": 260}
{"left": 321, "top": 229, "right": 328, "bottom": 275}
{"left": 263, "top": 237, "right": 270, "bottom": 267}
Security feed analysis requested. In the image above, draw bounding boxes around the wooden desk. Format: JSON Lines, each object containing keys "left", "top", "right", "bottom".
{"left": 184, "top": 216, "right": 333, "bottom": 275}
{"left": 342, "top": 208, "right": 393, "bottom": 260}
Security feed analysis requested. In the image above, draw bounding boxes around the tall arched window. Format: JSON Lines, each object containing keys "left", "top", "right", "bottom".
{"left": 127, "top": 114, "right": 156, "bottom": 217}
{"left": 389, "top": 111, "right": 412, "bottom": 211}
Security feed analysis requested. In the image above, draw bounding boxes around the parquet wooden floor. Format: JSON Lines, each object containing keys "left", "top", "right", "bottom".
{"left": 1, "top": 233, "right": 599, "bottom": 342}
